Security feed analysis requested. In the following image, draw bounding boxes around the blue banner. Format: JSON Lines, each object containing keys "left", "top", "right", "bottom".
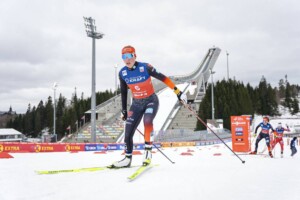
{"left": 84, "top": 143, "right": 162, "bottom": 151}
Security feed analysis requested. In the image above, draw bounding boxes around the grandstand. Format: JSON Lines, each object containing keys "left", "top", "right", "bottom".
{"left": 64, "top": 47, "right": 231, "bottom": 143}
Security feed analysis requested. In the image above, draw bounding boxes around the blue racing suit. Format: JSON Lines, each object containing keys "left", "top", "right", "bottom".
{"left": 254, "top": 122, "right": 274, "bottom": 152}
{"left": 119, "top": 61, "right": 177, "bottom": 155}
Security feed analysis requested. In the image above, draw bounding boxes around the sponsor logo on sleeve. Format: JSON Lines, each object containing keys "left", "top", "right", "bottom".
{"left": 122, "top": 70, "right": 127, "bottom": 76}
{"left": 139, "top": 66, "right": 144, "bottom": 72}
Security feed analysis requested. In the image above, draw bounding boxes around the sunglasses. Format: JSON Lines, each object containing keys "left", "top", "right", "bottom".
{"left": 122, "top": 53, "right": 134, "bottom": 60}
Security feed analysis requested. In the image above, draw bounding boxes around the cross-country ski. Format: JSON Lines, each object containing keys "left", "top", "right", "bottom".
{"left": 36, "top": 165, "right": 140, "bottom": 175}
{"left": 127, "top": 164, "right": 158, "bottom": 181}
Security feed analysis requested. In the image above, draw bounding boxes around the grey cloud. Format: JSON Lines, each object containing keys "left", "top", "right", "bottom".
{"left": 0, "top": 0, "right": 300, "bottom": 113}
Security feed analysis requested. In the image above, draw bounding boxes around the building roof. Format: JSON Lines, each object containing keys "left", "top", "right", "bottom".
{"left": 0, "top": 128, "right": 23, "bottom": 135}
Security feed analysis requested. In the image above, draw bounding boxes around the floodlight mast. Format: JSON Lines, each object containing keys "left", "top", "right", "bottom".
{"left": 210, "top": 69, "right": 215, "bottom": 120}
{"left": 226, "top": 51, "right": 229, "bottom": 80}
{"left": 83, "top": 16, "right": 104, "bottom": 143}
{"left": 53, "top": 82, "right": 58, "bottom": 142}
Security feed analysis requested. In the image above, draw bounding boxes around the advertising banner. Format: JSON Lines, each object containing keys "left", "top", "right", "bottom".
{"left": 85, "top": 144, "right": 100, "bottom": 151}
{"left": 0, "top": 143, "right": 84, "bottom": 153}
{"left": 0, "top": 143, "right": 30, "bottom": 152}
{"left": 0, "top": 142, "right": 162, "bottom": 153}
{"left": 161, "top": 142, "right": 196, "bottom": 147}
{"left": 231, "top": 116, "right": 251, "bottom": 152}
{"left": 32, "top": 143, "right": 85, "bottom": 152}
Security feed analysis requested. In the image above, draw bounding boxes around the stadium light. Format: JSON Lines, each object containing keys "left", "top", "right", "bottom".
{"left": 83, "top": 17, "right": 104, "bottom": 143}
{"left": 53, "top": 82, "right": 58, "bottom": 142}
{"left": 226, "top": 51, "right": 229, "bottom": 80}
{"left": 210, "top": 70, "right": 216, "bottom": 120}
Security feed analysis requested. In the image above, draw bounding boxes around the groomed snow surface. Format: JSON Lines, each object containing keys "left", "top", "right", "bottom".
{"left": 0, "top": 139, "right": 299, "bottom": 200}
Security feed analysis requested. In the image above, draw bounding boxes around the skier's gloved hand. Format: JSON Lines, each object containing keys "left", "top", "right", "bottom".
{"left": 178, "top": 92, "right": 187, "bottom": 103}
{"left": 121, "top": 110, "right": 127, "bottom": 121}
{"left": 174, "top": 87, "right": 187, "bottom": 103}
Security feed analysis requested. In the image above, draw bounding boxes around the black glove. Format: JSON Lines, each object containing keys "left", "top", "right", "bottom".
{"left": 121, "top": 110, "right": 127, "bottom": 121}
{"left": 174, "top": 87, "right": 187, "bottom": 102}
{"left": 177, "top": 91, "right": 183, "bottom": 100}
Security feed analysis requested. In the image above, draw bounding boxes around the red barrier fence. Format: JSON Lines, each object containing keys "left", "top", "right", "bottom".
{"left": 0, "top": 143, "right": 85, "bottom": 153}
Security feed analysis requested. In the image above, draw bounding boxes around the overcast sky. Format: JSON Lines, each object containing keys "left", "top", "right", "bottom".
{"left": 0, "top": 0, "right": 299, "bottom": 114}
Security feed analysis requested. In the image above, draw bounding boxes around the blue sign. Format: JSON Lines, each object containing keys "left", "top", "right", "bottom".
{"left": 235, "top": 127, "right": 243, "bottom": 136}
{"left": 85, "top": 144, "right": 98, "bottom": 151}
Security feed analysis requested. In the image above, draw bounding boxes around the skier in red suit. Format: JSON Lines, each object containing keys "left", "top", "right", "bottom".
{"left": 272, "top": 122, "right": 290, "bottom": 157}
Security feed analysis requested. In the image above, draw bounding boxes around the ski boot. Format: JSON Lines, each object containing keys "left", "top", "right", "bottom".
{"left": 110, "top": 154, "right": 132, "bottom": 168}
{"left": 291, "top": 152, "right": 295, "bottom": 157}
{"left": 249, "top": 151, "right": 257, "bottom": 155}
{"left": 269, "top": 151, "right": 273, "bottom": 158}
{"left": 281, "top": 152, "right": 283, "bottom": 158}
{"left": 142, "top": 144, "right": 152, "bottom": 166}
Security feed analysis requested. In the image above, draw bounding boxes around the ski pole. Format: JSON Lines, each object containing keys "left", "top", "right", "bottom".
{"left": 180, "top": 100, "right": 246, "bottom": 164}
{"left": 136, "top": 128, "right": 175, "bottom": 164}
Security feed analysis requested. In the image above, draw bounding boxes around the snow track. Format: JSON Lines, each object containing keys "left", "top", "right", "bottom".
{"left": 0, "top": 141, "right": 299, "bottom": 200}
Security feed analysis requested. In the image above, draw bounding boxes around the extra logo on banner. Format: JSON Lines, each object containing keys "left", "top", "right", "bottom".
{"left": 65, "top": 144, "right": 82, "bottom": 152}
{"left": 65, "top": 145, "right": 72, "bottom": 151}
{"left": 34, "top": 145, "right": 54, "bottom": 152}
{"left": 35, "top": 145, "right": 42, "bottom": 152}
{"left": 0, "top": 145, "right": 3, "bottom": 152}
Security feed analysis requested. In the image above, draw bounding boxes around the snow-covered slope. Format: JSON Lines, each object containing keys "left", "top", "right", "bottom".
{"left": 0, "top": 141, "right": 299, "bottom": 200}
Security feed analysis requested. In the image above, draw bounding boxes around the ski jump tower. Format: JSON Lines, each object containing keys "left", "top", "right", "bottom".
{"left": 162, "top": 47, "right": 221, "bottom": 102}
